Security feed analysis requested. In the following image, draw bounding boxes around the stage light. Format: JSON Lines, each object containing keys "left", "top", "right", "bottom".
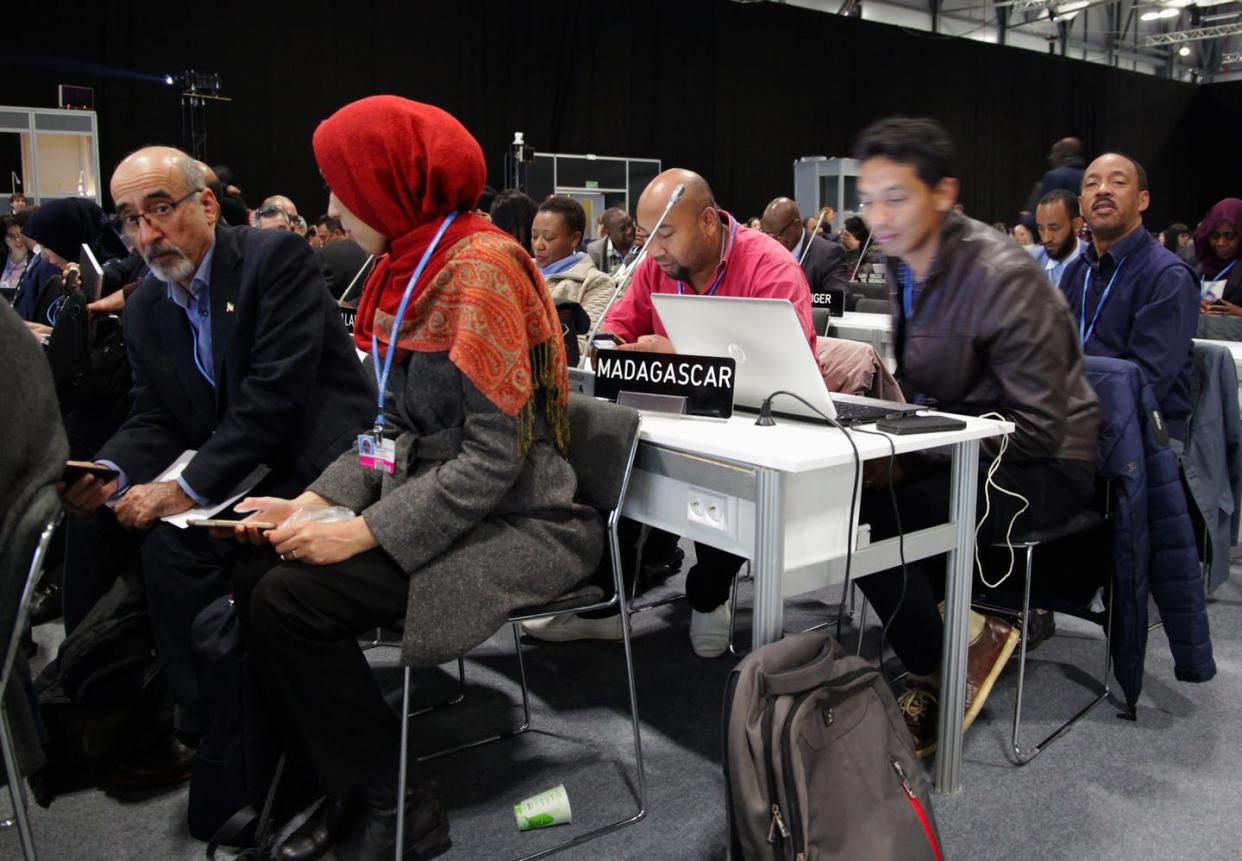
{"left": 164, "top": 74, "right": 175, "bottom": 85}
{"left": 1140, "top": 10, "right": 1160, "bottom": 21}
{"left": 1159, "top": 8, "right": 1179, "bottom": 18}
{"left": 1179, "top": 45, "right": 1191, "bottom": 55}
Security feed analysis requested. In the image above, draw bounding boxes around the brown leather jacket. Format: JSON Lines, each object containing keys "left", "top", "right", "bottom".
{"left": 887, "top": 213, "right": 1099, "bottom": 463}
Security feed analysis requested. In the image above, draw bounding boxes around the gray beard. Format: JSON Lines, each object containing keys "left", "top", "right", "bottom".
{"left": 145, "top": 252, "right": 195, "bottom": 285}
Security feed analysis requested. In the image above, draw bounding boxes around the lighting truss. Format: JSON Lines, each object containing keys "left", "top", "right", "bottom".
{"left": 1222, "top": 50, "right": 1242, "bottom": 63}
{"left": 1140, "top": 22, "right": 1242, "bottom": 46}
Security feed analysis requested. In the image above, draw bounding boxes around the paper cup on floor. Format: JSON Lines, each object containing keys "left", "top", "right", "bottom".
{"left": 514, "top": 784, "right": 573, "bottom": 830}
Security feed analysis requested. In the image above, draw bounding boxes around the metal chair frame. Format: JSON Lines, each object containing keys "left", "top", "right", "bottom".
{"left": 394, "top": 405, "right": 647, "bottom": 861}
{"left": 973, "top": 534, "right": 1115, "bottom": 766}
{"left": 0, "top": 504, "right": 63, "bottom": 861}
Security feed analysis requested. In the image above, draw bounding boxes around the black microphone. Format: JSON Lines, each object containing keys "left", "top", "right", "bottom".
{"left": 579, "top": 183, "right": 686, "bottom": 367}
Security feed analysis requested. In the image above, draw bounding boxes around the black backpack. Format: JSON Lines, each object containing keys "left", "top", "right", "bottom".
{"left": 189, "top": 595, "right": 309, "bottom": 858}
{"left": 33, "top": 568, "right": 172, "bottom": 805}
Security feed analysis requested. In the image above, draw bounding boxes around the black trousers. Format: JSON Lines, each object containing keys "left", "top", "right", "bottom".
{"left": 235, "top": 548, "right": 424, "bottom": 804}
{"left": 591, "top": 519, "right": 747, "bottom": 615}
{"left": 855, "top": 455, "right": 1096, "bottom": 676}
{"left": 65, "top": 509, "right": 246, "bottom": 732}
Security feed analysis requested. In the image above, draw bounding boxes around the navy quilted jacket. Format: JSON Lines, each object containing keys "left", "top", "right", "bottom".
{"left": 1084, "top": 356, "right": 1215, "bottom": 713}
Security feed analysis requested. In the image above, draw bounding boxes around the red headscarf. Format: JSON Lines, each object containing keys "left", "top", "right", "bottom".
{"left": 313, "top": 96, "right": 567, "bottom": 454}
{"left": 1194, "top": 198, "right": 1242, "bottom": 280}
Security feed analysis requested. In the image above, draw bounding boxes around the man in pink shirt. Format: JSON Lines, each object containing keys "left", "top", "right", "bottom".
{"left": 602, "top": 169, "right": 816, "bottom": 353}
{"left": 525, "top": 169, "right": 815, "bottom": 658}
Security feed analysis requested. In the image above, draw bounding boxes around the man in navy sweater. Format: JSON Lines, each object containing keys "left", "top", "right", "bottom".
{"left": 1060, "top": 153, "right": 1198, "bottom": 446}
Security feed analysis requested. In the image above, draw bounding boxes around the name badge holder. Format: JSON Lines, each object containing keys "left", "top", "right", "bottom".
{"left": 359, "top": 212, "right": 458, "bottom": 474}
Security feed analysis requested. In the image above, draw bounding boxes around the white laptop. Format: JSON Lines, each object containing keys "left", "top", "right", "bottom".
{"left": 649, "top": 294, "right": 918, "bottom": 426}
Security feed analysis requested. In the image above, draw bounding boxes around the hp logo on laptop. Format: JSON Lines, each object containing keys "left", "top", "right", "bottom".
{"left": 728, "top": 343, "right": 747, "bottom": 364}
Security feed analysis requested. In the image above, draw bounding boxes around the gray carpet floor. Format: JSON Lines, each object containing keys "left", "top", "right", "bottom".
{"left": 4, "top": 551, "right": 1240, "bottom": 861}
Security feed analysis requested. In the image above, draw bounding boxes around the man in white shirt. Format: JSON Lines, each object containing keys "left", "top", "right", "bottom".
{"left": 1029, "top": 189, "right": 1086, "bottom": 289}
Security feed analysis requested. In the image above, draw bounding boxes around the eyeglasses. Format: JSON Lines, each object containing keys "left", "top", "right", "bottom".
{"left": 4, "top": 233, "right": 23, "bottom": 244}
{"left": 117, "top": 187, "right": 204, "bottom": 232}
{"left": 761, "top": 216, "right": 800, "bottom": 239}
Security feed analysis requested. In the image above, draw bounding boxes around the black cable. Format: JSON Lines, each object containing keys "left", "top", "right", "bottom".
{"left": 754, "top": 391, "right": 909, "bottom": 684}
{"left": 849, "top": 425, "right": 908, "bottom": 685}
{"left": 753, "top": 391, "right": 860, "bottom": 643}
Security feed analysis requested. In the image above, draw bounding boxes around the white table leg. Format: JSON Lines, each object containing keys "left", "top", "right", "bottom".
{"left": 935, "top": 438, "right": 980, "bottom": 794}
{"left": 750, "top": 467, "right": 786, "bottom": 649}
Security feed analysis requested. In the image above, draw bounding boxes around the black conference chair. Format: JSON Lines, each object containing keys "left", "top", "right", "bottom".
{"left": 854, "top": 297, "right": 892, "bottom": 315}
{"left": 1, "top": 484, "right": 64, "bottom": 861}
{"left": 972, "top": 507, "right": 1114, "bottom": 765}
{"left": 395, "top": 394, "right": 646, "bottom": 860}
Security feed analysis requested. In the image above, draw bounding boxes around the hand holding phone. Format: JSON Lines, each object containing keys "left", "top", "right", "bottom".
{"left": 61, "top": 460, "right": 119, "bottom": 484}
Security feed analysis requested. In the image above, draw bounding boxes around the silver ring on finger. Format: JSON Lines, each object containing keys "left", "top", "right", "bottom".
{"left": 279, "top": 553, "right": 288, "bottom": 561}
{"left": 290, "top": 550, "right": 298, "bottom": 560}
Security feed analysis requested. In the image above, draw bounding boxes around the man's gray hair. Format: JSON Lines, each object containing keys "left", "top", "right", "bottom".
{"left": 177, "top": 157, "right": 206, "bottom": 193}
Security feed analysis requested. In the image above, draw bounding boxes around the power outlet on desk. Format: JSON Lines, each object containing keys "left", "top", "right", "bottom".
{"left": 687, "top": 487, "right": 735, "bottom": 538}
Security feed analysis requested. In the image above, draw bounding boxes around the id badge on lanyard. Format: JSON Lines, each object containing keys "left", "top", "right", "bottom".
{"left": 358, "top": 212, "right": 458, "bottom": 474}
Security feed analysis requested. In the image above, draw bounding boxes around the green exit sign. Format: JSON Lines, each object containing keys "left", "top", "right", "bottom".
{"left": 585, "top": 180, "right": 599, "bottom": 189}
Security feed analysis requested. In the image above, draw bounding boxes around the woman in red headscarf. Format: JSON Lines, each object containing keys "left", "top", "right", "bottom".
{"left": 1196, "top": 198, "right": 1242, "bottom": 318}
{"left": 227, "top": 96, "right": 602, "bottom": 861}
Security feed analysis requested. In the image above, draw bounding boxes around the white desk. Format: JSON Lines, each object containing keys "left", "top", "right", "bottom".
{"left": 829, "top": 311, "right": 895, "bottom": 369}
{"left": 621, "top": 412, "right": 1010, "bottom": 794}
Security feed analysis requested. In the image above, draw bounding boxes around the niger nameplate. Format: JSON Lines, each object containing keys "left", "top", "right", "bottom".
{"left": 593, "top": 350, "right": 735, "bottom": 418}
{"left": 809, "top": 287, "right": 845, "bottom": 317}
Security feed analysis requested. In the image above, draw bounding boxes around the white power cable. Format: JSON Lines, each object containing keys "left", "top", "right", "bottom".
{"left": 973, "top": 411, "right": 1030, "bottom": 590}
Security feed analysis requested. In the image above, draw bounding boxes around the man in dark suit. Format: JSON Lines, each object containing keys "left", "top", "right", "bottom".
{"left": 62, "top": 146, "right": 373, "bottom": 745}
{"left": 586, "top": 207, "right": 637, "bottom": 276}
{"left": 314, "top": 215, "right": 373, "bottom": 301}
{"left": 761, "top": 197, "right": 851, "bottom": 312}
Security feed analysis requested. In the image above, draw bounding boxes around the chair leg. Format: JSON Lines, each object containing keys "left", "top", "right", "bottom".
{"left": 396, "top": 666, "right": 411, "bottom": 861}
{"left": 1009, "top": 545, "right": 1114, "bottom": 765}
{"left": 854, "top": 585, "right": 868, "bottom": 657}
{"left": 726, "top": 563, "right": 746, "bottom": 656}
{"left": 416, "top": 629, "right": 530, "bottom": 763}
{"left": 360, "top": 626, "right": 384, "bottom": 650}
{"left": 512, "top": 520, "right": 648, "bottom": 861}
{"left": 0, "top": 708, "right": 37, "bottom": 860}
{"left": 407, "top": 658, "right": 467, "bottom": 718}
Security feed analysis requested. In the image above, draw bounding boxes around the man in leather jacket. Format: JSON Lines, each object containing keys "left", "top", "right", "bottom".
{"left": 852, "top": 117, "right": 1101, "bottom": 756}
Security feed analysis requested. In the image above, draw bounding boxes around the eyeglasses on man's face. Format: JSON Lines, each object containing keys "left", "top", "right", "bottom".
{"left": 761, "top": 216, "right": 800, "bottom": 239}
{"left": 116, "top": 187, "right": 204, "bottom": 233}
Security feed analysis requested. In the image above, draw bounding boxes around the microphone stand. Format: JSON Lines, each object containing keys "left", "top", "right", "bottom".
{"left": 578, "top": 183, "right": 686, "bottom": 368}
{"left": 798, "top": 210, "right": 827, "bottom": 266}
{"left": 848, "top": 231, "right": 875, "bottom": 282}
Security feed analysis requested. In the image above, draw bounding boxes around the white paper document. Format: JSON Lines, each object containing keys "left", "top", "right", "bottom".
{"left": 151, "top": 450, "right": 271, "bottom": 529}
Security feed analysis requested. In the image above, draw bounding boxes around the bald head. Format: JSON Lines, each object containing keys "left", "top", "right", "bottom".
{"left": 1049, "top": 137, "right": 1083, "bottom": 166}
{"left": 110, "top": 146, "right": 218, "bottom": 288}
{"left": 760, "top": 197, "right": 804, "bottom": 252}
{"left": 635, "top": 168, "right": 725, "bottom": 291}
{"left": 262, "top": 195, "right": 298, "bottom": 219}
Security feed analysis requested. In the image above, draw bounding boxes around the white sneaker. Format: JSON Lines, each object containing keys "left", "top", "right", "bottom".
{"left": 521, "top": 612, "right": 624, "bottom": 642}
{"left": 690, "top": 599, "right": 733, "bottom": 658}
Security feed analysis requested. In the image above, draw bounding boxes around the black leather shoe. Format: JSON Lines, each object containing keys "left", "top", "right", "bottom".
{"left": 277, "top": 796, "right": 356, "bottom": 861}
{"left": 29, "top": 580, "right": 63, "bottom": 626}
{"left": 334, "top": 788, "right": 450, "bottom": 861}
{"left": 109, "top": 737, "right": 196, "bottom": 788}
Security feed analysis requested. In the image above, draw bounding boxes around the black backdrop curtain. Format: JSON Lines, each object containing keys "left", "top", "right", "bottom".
{"left": 1, "top": 0, "right": 1238, "bottom": 230}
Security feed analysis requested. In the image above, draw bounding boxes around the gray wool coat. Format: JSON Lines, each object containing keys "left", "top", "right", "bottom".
{"left": 307, "top": 351, "right": 602, "bottom": 666}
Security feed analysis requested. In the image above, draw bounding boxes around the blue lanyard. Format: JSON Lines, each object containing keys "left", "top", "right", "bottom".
{"left": 1203, "top": 259, "right": 1237, "bottom": 290}
{"left": 676, "top": 218, "right": 737, "bottom": 296}
{"left": 1079, "top": 256, "right": 1127, "bottom": 347}
{"left": 370, "top": 212, "right": 457, "bottom": 430}
{"left": 901, "top": 265, "right": 916, "bottom": 320}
